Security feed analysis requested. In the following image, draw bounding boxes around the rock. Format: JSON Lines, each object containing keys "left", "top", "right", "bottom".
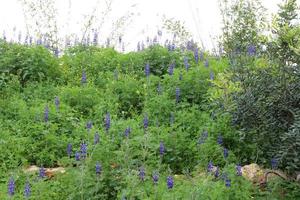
{"left": 241, "top": 163, "right": 264, "bottom": 183}
{"left": 24, "top": 165, "right": 65, "bottom": 178}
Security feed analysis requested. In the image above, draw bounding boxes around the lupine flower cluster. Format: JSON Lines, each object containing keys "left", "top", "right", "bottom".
{"left": 44, "top": 105, "right": 49, "bottom": 122}
{"left": 223, "top": 148, "right": 229, "bottom": 159}
{"left": 96, "top": 162, "right": 102, "bottom": 175}
{"left": 81, "top": 70, "right": 87, "bottom": 84}
{"left": 105, "top": 112, "right": 111, "bottom": 133}
{"left": 167, "top": 176, "right": 174, "bottom": 189}
{"left": 175, "top": 87, "right": 180, "bottom": 103}
{"left": 80, "top": 142, "right": 87, "bottom": 158}
{"left": 145, "top": 63, "right": 150, "bottom": 77}
{"left": 247, "top": 44, "right": 256, "bottom": 56}
{"left": 67, "top": 143, "right": 72, "bottom": 157}
{"left": 217, "top": 134, "right": 223, "bottom": 145}
{"left": 94, "top": 132, "right": 100, "bottom": 144}
{"left": 207, "top": 161, "right": 214, "bottom": 172}
{"left": 143, "top": 114, "right": 149, "bottom": 130}
{"left": 168, "top": 63, "right": 175, "bottom": 75}
{"left": 139, "top": 167, "right": 146, "bottom": 181}
{"left": 236, "top": 164, "right": 242, "bottom": 176}
{"left": 54, "top": 96, "right": 60, "bottom": 111}
{"left": 86, "top": 121, "right": 93, "bottom": 132}
{"left": 8, "top": 177, "right": 15, "bottom": 196}
{"left": 271, "top": 158, "right": 278, "bottom": 169}
{"left": 198, "top": 130, "right": 208, "bottom": 145}
{"left": 194, "top": 48, "right": 199, "bottom": 63}
{"left": 39, "top": 167, "right": 46, "bottom": 178}
{"left": 24, "top": 181, "right": 31, "bottom": 198}
{"left": 124, "top": 127, "right": 131, "bottom": 137}
{"left": 184, "top": 56, "right": 189, "bottom": 71}
{"left": 152, "top": 172, "right": 159, "bottom": 184}
{"left": 204, "top": 59, "right": 209, "bottom": 67}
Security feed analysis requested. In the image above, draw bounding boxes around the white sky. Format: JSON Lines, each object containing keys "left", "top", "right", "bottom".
{"left": 0, "top": 0, "right": 287, "bottom": 50}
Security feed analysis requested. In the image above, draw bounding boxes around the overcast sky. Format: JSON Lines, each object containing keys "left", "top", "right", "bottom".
{"left": 0, "top": 0, "right": 285, "bottom": 50}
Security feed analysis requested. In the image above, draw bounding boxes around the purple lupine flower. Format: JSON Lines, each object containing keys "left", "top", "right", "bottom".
{"left": 86, "top": 121, "right": 93, "bottom": 132}
{"left": 143, "top": 114, "right": 149, "bottom": 130}
{"left": 80, "top": 142, "right": 87, "bottom": 158}
{"left": 167, "top": 176, "right": 174, "bottom": 189}
{"left": 214, "top": 167, "right": 219, "bottom": 178}
{"left": 170, "top": 112, "right": 174, "bottom": 126}
{"left": 94, "top": 132, "right": 100, "bottom": 144}
{"left": 204, "top": 59, "right": 209, "bottom": 67}
{"left": 44, "top": 105, "right": 49, "bottom": 122}
{"left": 207, "top": 161, "right": 214, "bottom": 172}
{"left": 8, "top": 177, "right": 15, "bottom": 196}
{"left": 105, "top": 112, "right": 111, "bottom": 133}
{"left": 186, "top": 41, "right": 192, "bottom": 50}
{"left": 157, "top": 83, "right": 162, "bottom": 95}
{"left": 217, "top": 135, "right": 223, "bottom": 145}
{"left": 223, "top": 148, "right": 229, "bottom": 159}
{"left": 200, "top": 51, "right": 204, "bottom": 61}
{"left": 24, "top": 181, "right": 31, "bottom": 198}
{"left": 175, "top": 87, "right": 180, "bottom": 103}
{"left": 170, "top": 43, "right": 176, "bottom": 51}
{"left": 184, "top": 56, "right": 189, "bottom": 71}
{"left": 159, "top": 141, "right": 165, "bottom": 156}
{"left": 210, "top": 71, "right": 214, "bottom": 80}
{"left": 96, "top": 162, "right": 102, "bottom": 175}
{"left": 81, "top": 70, "right": 87, "bottom": 84}
{"left": 247, "top": 44, "right": 256, "bottom": 56}
{"left": 236, "top": 164, "right": 242, "bottom": 176}
{"left": 124, "top": 127, "right": 131, "bottom": 137}
{"left": 271, "top": 158, "right": 278, "bottom": 170}
{"left": 54, "top": 96, "right": 60, "bottom": 111}
{"left": 225, "top": 178, "right": 231, "bottom": 187}
{"left": 145, "top": 63, "right": 150, "bottom": 77}
{"left": 152, "top": 172, "right": 159, "bottom": 184}
{"left": 39, "top": 167, "right": 46, "bottom": 178}
{"left": 194, "top": 48, "right": 199, "bottom": 63}
{"left": 75, "top": 152, "right": 80, "bottom": 161}
{"left": 198, "top": 130, "right": 208, "bottom": 145}
{"left": 67, "top": 143, "right": 72, "bottom": 157}
{"left": 168, "top": 63, "right": 175, "bottom": 75}
{"left": 139, "top": 167, "right": 145, "bottom": 181}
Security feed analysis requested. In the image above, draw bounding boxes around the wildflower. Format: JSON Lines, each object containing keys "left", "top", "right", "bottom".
{"left": 24, "top": 181, "right": 31, "bottom": 198}
{"left": 175, "top": 87, "right": 180, "bottom": 103}
{"left": 96, "top": 162, "right": 102, "bottom": 175}
{"left": 194, "top": 48, "right": 199, "bottom": 63}
{"left": 8, "top": 177, "right": 15, "bottom": 196}
{"left": 223, "top": 148, "right": 229, "bottom": 159}
{"left": 207, "top": 161, "right": 214, "bottom": 172}
{"left": 39, "top": 167, "right": 46, "bottom": 178}
{"left": 80, "top": 142, "right": 87, "bottom": 158}
{"left": 44, "top": 105, "right": 49, "bottom": 122}
{"left": 94, "top": 132, "right": 100, "bottom": 144}
{"left": 225, "top": 178, "right": 231, "bottom": 187}
{"left": 81, "top": 70, "right": 87, "bottom": 84}
{"left": 198, "top": 130, "right": 208, "bottom": 145}
{"left": 150, "top": 173, "right": 158, "bottom": 185}
{"left": 204, "top": 59, "right": 209, "bottom": 67}
{"left": 184, "top": 56, "right": 189, "bottom": 71}
{"left": 215, "top": 167, "right": 219, "bottom": 178}
{"left": 139, "top": 167, "right": 145, "bottom": 181}
{"left": 217, "top": 135, "right": 223, "bottom": 145}
{"left": 271, "top": 158, "right": 278, "bottom": 170}
{"left": 236, "top": 164, "right": 242, "bottom": 176}
{"left": 54, "top": 96, "right": 60, "bottom": 111}
{"left": 247, "top": 44, "right": 256, "bottom": 56}
{"left": 124, "top": 127, "right": 131, "bottom": 138}
{"left": 210, "top": 71, "right": 214, "bottom": 80}
{"left": 67, "top": 143, "right": 72, "bottom": 157}
{"left": 168, "top": 63, "right": 175, "bottom": 76}
{"left": 143, "top": 114, "right": 149, "bottom": 130}
{"left": 105, "top": 112, "right": 111, "bottom": 133}
{"left": 86, "top": 121, "right": 93, "bottom": 132}
{"left": 159, "top": 141, "right": 165, "bottom": 156}
{"left": 145, "top": 63, "right": 150, "bottom": 77}
{"left": 200, "top": 51, "right": 204, "bottom": 61}
{"left": 75, "top": 152, "right": 80, "bottom": 161}
{"left": 167, "top": 176, "right": 174, "bottom": 189}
